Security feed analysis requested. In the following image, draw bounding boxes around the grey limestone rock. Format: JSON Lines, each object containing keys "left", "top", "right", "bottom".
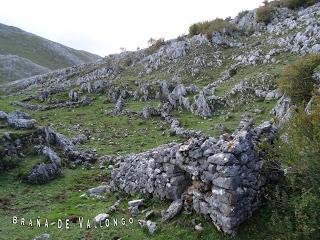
{"left": 7, "top": 111, "right": 36, "bottom": 129}
{"left": 161, "top": 199, "right": 183, "bottom": 222}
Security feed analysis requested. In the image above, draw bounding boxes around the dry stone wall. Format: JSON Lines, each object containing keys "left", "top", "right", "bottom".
{"left": 111, "top": 121, "right": 276, "bottom": 234}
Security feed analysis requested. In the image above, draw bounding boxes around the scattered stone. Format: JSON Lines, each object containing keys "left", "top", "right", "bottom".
{"left": 195, "top": 223, "right": 204, "bottom": 231}
{"left": 0, "top": 111, "right": 8, "bottom": 120}
{"left": 138, "top": 220, "right": 157, "bottom": 235}
{"left": 94, "top": 213, "right": 109, "bottom": 224}
{"left": 87, "top": 184, "right": 110, "bottom": 195}
{"left": 161, "top": 199, "right": 183, "bottom": 222}
{"left": 128, "top": 199, "right": 144, "bottom": 217}
{"left": 192, "top": 92, "right": 212, "bottom": 118}
{"left": 128, "top": 199, "right": 144, "bottom": 208}
{"left": 108, "top": 199, "right": 122, "bottom": 213}
{"left": 33, "top": 233, "right": 50, "bottom": 240}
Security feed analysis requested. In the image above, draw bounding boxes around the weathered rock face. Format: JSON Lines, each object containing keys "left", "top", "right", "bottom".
{"left": 114, "top": 97, "right": 125, "bottom": 114}
{"left": 271, "top": 96, "right": 295, "bottom": 126}
{"left": 191, "top": 92, "right": 212, "bottom": 118}
{"left": 40, "top": 126, "right": 95, "bottom": 163}
{"left": 69, "top": 89, "right": 79, "bottom": 102}
{"left": 28, "top": 145, "right": 62, "bottom": 184}
{"left": 111, "top": 122, "right": 277, "bottom": 234}
{"left": 6, "top": 111, "right": 36, "bottom": 129}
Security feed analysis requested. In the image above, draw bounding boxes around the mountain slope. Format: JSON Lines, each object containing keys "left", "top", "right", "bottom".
{"left": 0, "top": 23, "right": 101, "bottom": 83}
{"left": 0, "top": 1, "right": 320, "bottom": 240}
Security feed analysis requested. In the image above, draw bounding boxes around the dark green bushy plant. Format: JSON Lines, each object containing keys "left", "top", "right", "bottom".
{"left": 263, "top": 94, "right": 320, "bottom": 239}
{"left": 256, "top": 5, "right": 275, "bottom": 24}
{"left": 278, "top": 54, "right": 320, "bottom": 104}
{"left": 188, "top": 18, "right": 237, "bottom": 38}
{"left": 281, "top": 0, "right": 319, "bottom": 9}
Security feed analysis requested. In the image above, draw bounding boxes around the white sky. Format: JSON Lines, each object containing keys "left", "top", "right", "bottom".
{"left": 0, "top": 0, "right": 264, "bottom": 56}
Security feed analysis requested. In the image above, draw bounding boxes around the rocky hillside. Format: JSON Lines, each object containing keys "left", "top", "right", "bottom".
{"left": 0, "top": 1, "right": 320, "bottom": 240}
{"left": 0, "top": 23, "right": 101, "bottom": 83}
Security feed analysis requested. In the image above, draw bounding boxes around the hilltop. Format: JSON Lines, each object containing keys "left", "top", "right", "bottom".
{"left": 0, "top": 23, "right": 101, "bottom": 83}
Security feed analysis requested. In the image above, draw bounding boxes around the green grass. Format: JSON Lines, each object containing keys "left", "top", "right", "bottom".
{"left": 173, "top": 99, "right": 276, "bottom": 136}
{"left": 125, "top": 100, "right": 159, "bottom": 112}
{"left": 0, "top": 94, "right": 183, "bottom": 156}
{"left": 0, "top": 154, "right": 287, "bottom": 240}
{"left": 0, "top": 26, "right": 310, "bottom": 239}
{"left": 0, "top": 154, "right": 297, "bottom": 240}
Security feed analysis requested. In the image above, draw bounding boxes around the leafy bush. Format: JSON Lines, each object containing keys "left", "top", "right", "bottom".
{"left": 188, "top": 18, "right": 237, "bottom": 38}
{"left": 278, "top": 54, "right": 320, "bottom": 104}
{"left": 260, "top": 82, "right": 320, "bottom": 238}
{"left": 256, "top": 5, "right": 275, "bottom": 24}
{"left": 281, "top": 0, "right": 319, "bottom": 9}
{"left": 263, "top": 95, "right": 320, "bottom": 239}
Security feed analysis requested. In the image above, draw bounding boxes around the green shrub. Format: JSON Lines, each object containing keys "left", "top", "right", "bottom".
{"left": 281, "top": 0, "right": 319, "bottom": 9}
{"left": 188, "top": 18, "right": 237, "bottom": 37}
{"left": 263, "top": 95, "right": 320, "bottom": 239}
{"left": 256, "top": 5, "right": 275, "bottom": 24}
{"left": 269, "top": 0, "right": 282, "bottom": 7}
{"left": 0, "top": 155, "right": 20, "bottom": 172}
{"left": 278, "top": 54, "right": 320, "bottom": 104}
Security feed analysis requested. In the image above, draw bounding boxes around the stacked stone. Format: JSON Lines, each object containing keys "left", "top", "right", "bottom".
{"left": 192, "top": 130, "right": 265, "bottom": 234}
{"left": 112, "top": 143, "right": 189, "bottom": 200}
{"left": 111, "top": 121, "right": 276, "bottom": 234}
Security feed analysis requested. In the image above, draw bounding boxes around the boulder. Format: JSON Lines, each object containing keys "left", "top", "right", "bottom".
{"left": 138, "top": 220, "right": 157, "bottom": 235}
{"left": 192, "top": 92, "right": 212, "bottom": 118}
{"left": 88, "top": 185, "right": 109, "bottom": 194}
{"left": 7, "top": 111, "right": 36, "bottom": 129}
{"left": 33, "top": 233, "right": 50, "bottom": 240}
{"left": 161, "top": 199, "right": 183, "bottom": 222}
{"left": 0, "top": 111, "right": 8, "bottom": 120}
{"left": 69, "top": 89, "right": 79, "bottom": 102}
{"left": 128, "top": 199, "right": 145, "bottom": 208}
{"left": 28, "top": 146, "right": 62, "bottom": 184}
{"left": 94, "top": 213, "right": 109, "bottom": 224}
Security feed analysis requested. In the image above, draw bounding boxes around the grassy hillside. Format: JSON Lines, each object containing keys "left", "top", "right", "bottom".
{"left": 0, "top": 0, "right": 320, "bottom": 239}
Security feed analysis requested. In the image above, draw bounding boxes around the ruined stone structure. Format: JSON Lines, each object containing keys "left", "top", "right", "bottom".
{"left": 111, "top": 121, "right": 276, "bottom": 234}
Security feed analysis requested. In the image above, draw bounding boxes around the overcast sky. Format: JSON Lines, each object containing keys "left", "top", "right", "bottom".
{"left": 0, "top": 0, "right": 264, "bottom": 56}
